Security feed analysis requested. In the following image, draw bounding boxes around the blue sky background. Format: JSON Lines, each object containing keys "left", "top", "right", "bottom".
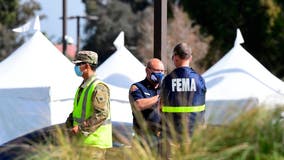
{"left": 34, "top": 0, "right": 86, "bottom": 44}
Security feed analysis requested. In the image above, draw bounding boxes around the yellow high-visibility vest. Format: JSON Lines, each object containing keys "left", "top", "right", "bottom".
{"left": 73, "top": 78, "right": 112, "bottom": 148}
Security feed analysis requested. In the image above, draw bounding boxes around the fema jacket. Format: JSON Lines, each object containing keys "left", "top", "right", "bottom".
{"left": 161, "top": 67, "right": 206, "bottom": 135}
{"left": 129, "top": 78, "right": 161, "bottom": 134}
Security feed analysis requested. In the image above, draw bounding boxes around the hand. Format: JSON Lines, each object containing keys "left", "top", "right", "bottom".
{"left": 71, "top": 125, "right": 79, "bottom": 134}
{"left": 155, "top": 95, "right": 160, "bottom": 104}
{"left": 83, "top": 121, "right": 88, "bottom": 127}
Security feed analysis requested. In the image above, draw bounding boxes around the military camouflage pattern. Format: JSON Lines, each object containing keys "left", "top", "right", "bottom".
{"left": 92, "top": 83, "right": 109, "bottom": 110}
{"left": 73, "top": 50, "right": 98, "bottom": 64}
{"left": 80, "top": 83, "right": 110, "bottom": 133}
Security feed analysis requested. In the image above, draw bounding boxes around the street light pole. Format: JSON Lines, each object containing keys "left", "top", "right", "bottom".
{"left": 76, "top": 16, "right": 80, "bottom": 52}
{"left": 64, "top": 15, "right": 98, "bottom": 53}
{"left": 62, "top": 0, "right": 67, "bottom": 55}
{"left": 154, "top": 0, "right": 167, "bottom": 66}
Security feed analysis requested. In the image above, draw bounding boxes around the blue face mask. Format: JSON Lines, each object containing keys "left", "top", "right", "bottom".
{"left": 150, "top": 72, "right": 164, "bottom": 83}
{"left": 74, "top": 65, "right": 83, "bottom": 77}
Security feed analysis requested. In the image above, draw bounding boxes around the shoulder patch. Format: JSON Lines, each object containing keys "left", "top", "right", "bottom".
{"left": 92, "top": 83, "right": 109, "bottom": 109}
{"left": 130, "top": 84, "right": 139, "bottom": 92}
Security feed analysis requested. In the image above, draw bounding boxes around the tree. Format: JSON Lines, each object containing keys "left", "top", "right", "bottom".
{"left": 167, "top": 5, "right": 212, "bottom": 73}
{"left": 82, "top": 0, "right": 141, "bottom": 65}
{"left": 0, "top": 0, "right": 41, "bottom": 61}
{"left": 136, "top": 5, "right": 212, "bottom": 73}
{"left": 178, "top": 0, "right": 284, "bottom": 79}
{"left": 82, "top": 0, "right": 212, "bottom": 73}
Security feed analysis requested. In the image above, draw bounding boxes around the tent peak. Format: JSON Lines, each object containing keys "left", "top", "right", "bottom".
{"left": 12, "top": 15, "right": 41, "bottom": 33}
{"left": 113, "top": 31, "right": 125, "bottom": 50}
{"left": 234, "top": 28, "right": 244, "bottom": 46}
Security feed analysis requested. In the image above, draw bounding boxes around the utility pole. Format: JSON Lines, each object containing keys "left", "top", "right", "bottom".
{"left": 66, "top": 15, "right": 98, "bottom": 53}
{"left": 62, "top": 0, "right": 67, "bottom": 55}
{"left": 154, "top": 0, "right": 167, "bottom": 66}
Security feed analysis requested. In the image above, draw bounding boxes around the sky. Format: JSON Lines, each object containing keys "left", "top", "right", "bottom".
{"left": 34, "top": 0, "right": 86, "bottom": 44}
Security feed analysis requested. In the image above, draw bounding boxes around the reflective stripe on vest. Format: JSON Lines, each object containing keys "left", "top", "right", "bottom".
{"left": 73, "top": 78, "right": 98, "bottom": 124}
{"left": 162, "top": 104, "right": 205, "bottom": 113}
{"left": 73, "top": 78, "right": 112, "bottom": 148}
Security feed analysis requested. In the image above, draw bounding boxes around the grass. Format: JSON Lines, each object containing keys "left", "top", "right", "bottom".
{"left": 1, "top": 106, "right": 284, "bottom": 160}
{"left": 188, "top": 106, "right": 284, "bottom": 160}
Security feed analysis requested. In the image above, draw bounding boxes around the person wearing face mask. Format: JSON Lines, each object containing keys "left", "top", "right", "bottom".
{"left": 128, "top": 58, "right": 165, "bottom": 154}
{"left": 65, "top": 50, "right": 112, "bottom": 160}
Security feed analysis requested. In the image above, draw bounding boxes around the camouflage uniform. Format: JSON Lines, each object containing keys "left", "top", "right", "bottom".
{"left": 66, "top": 51, "right": 112, "bottom": 160}
{"left": 72, "top": 50, "right": 98, "bottom": 64}
{"left": 76, "top": 75, "right": 110, "bottom": 134}
{"left": 67, "top": 50, "right": 110, "bottom": 132}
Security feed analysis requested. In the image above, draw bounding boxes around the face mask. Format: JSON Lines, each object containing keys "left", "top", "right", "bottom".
{"left": 150, "top": 72, "right": 164, "bottom": 83}
{"left": 74, "top": 65, "right": 83, "bottom": 77}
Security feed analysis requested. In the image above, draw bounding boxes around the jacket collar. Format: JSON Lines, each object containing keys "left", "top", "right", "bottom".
{"left": 81, "top": 74, "right": 97, "bottom": 88}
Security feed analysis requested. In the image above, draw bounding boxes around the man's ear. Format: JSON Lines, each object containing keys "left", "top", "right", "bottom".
{"left": 189, "top": 55, "right": 193, "bottom": 62}
{"left": 172, "top": 55, "right": 178, "bottom": 64}
{"left": 146, "top": 67, "right": 151, "bottom": 74}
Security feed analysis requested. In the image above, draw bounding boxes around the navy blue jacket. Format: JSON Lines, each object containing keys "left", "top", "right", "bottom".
{"left": 129, "top": 78, "right": 161, "bottom": 134}
{"left": 161, "top": 67, "right": 206, "bottom": 137}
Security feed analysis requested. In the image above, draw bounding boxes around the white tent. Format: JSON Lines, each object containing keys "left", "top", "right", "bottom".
{"left": 0, "top": 31, "right": 81, "bottom": 145}
{"left": 203, "top": 29, "right": 284, "bottom": 124}
{"left": 96, "top": 32, "right": 146, "bottom": 123}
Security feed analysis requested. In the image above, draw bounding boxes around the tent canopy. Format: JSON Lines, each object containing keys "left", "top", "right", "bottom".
{"left": 0, "top": 31, "right": 81, "bottom": 100}
{"left": 0, "top": 31, "right": 81, "bottom": 145}
{"left": 97, "top": 31, "right": 146, "bottom": 123}
{"left": 203, "top": 29, "right": 284, "bottom": 124}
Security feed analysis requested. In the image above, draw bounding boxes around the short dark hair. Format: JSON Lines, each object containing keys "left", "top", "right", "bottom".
{"left": 173, "top": 42, "right": 192, "bottom": 59}
{"left": 89, "top": 63, "right": 97, "bottom": 71}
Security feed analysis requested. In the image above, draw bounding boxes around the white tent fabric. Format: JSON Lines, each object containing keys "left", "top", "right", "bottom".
{"left": 97, "top": 31, "right": 146, "bottom": 123}
{"left": 0, "top": 31, "right": 81, "bottom": 145}
{"left": 12, "top": 15, "right": 41, "bottom": 33}
{"left": 203, "top": 29, "right": 284, "bottom": 124}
